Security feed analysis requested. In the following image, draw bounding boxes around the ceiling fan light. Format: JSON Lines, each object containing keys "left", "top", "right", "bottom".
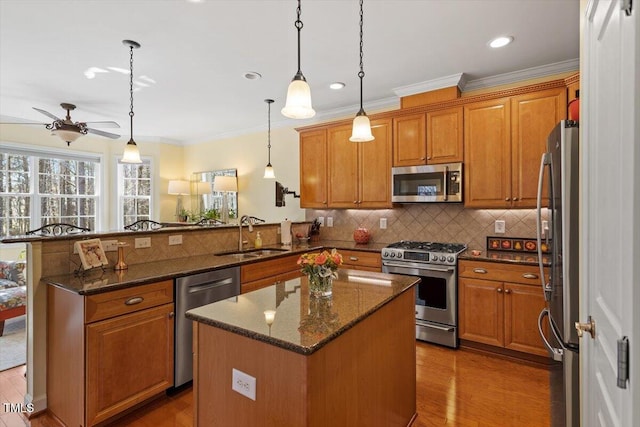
{"left": 350, "top": 113, "right": 374, "bottom": 142}
{"left": 51, "top": 128, "right": 82, "bottom": 144}
{"left": 281, "top": 77, "right": 315, "bottom": 119}
{"left": 264, "top": 164, "right": 275, "bottom": 179}
{"left": 122, "top": 140, "right": 142, "bottom": 164}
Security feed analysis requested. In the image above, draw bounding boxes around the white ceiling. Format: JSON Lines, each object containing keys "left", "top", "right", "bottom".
{"left": 0, "top": 0, "right": 580, "bottom": 146}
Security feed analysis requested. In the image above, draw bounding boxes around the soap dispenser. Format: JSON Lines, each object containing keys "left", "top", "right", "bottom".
{"left": 254, "top": 232, "right": 263, "bottom": 249}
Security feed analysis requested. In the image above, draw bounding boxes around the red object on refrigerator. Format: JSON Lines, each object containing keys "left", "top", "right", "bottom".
{"left": 568, "top": 90, "right": 580, "bottom": 121}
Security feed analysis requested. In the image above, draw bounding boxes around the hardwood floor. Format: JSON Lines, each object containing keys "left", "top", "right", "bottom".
{"left": 1, "top": 342, "right": 551, "bottom": 426}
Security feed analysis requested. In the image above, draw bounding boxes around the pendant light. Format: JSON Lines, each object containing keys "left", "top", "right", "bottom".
{"left": 281, "top": 0, "right": 315, "bottom": 119}
{"left": 264, "top": 99, "right": 276, "bottom": 179}
{"left": 349, "top": 0, "right": 374, "bottom": 142}
{"left": 121, "top": 39, "right": 142, "bottom": 164}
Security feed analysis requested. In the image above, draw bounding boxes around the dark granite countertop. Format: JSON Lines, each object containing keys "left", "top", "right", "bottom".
{"left": 186, "top": 268, "right": 419, "bottom": 355}
{"left": 459, "top": 250, "right": 551, "bottom": 266}
{"left": 43, "top": 244, "right": 322, "bottom": 295}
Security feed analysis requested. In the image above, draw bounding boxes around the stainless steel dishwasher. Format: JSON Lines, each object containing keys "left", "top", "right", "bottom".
{"left": 174, "top": 266, "right": 240, "bottom": 387}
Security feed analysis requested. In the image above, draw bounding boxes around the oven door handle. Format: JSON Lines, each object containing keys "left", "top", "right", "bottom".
{"left": 383, "top": 262, "right": 455, "bottom": 273}
{"left": 416, "top": 319, "right": 454, "bottom": 332}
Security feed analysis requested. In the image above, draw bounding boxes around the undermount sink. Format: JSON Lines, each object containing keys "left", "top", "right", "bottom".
{"left": 216, "top": 248, "right": 289, "bottom": 259}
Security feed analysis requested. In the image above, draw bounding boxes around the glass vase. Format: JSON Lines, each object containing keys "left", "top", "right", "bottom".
{"left": 307, "top": 272, "right": 333, "bottom": 298}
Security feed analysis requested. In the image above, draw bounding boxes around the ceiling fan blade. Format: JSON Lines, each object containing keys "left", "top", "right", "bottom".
{"left": 83, "top": 121, "right": 120, "bottom": 129}
{"left": 86, "top": 128, "right": 121, "bottom": 139}
{"left": 0, "top": 115, "right": 47, "bottom": 125}
{"left": 33, "top": 107, "right": 61, "bottom": 121}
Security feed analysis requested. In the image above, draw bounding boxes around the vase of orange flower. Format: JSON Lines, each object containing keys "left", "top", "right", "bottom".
{"left": 297, "top": 248, "right": 343, "bottom": 298}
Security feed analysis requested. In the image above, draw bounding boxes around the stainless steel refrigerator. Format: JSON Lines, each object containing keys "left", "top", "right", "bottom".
{"left": 536, "top": 120, "right": 580, "bottom": 427}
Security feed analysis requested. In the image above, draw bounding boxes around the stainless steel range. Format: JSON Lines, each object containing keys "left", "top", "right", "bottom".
{"left": 382, "top": 241, "right": 466, "bottom": 348}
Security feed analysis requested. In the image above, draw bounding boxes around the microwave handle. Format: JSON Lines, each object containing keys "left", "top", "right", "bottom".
{"left": 443, "top": 165, "right": 449, "bottom": 201}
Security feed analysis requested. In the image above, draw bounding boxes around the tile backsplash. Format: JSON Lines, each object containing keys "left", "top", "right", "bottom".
{"left": 306, "top": 205, "right": 541, "bottom": 251}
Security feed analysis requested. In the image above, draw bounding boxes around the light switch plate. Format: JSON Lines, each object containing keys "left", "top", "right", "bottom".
{"left": 168, "top": 235, "right": 183, "bottom": 245}
{"left": 380, "top": 218, "right": 387, "bottom": 229}
{"left": 232, "top": 368, "right": 256, "bottom": 401}
{"left": 102, "top": 240, "right": 119, "bottom": 252}
{"left": 134, "top": 237, "right": 151, "bottom": 248}
{"left": 326, "top": 217, "right": 333, "bottom": 227}
{"left": 317, "top": 217, "right": 325, "bottom": 226}
{"left": 495, "top": 220, "right": 506, "bottom": 234}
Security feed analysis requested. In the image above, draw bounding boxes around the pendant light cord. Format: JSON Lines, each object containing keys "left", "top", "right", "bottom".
{"left": 129, "top": 45, "right": 135, "bottom": 141}
{"left": 358, "top": 0, "right": 365, "bottom": 114}
{"left": 267, "top": 100, "right": 272, "bottom": 165}
{"left": 295, "top": 0, "right": 303, "bottom": 74}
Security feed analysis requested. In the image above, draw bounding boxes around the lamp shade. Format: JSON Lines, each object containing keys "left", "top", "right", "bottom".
{"left": 51, "top": 128, "right": 83, "bottom": 144}
{"left": 264, "top": 165, "right": 275, "bottom": 179}
{"left": 213, "top": 175, "right": 237, "bottom": 193}
{"left": 350, "top": 114, "right": 375, "bottom": 142}
{"left": 168, "top": 180, "right": 190, "bottom": 195}
{"left": 281, "top": 78, "right": 315, "bottom": 119}
{"left": 122, "top": 140, "right": 142, "bottom": 164}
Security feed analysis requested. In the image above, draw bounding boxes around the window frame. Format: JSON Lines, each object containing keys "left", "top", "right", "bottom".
{"left": 115, "top": 156, "right": 154, "bottom": 230}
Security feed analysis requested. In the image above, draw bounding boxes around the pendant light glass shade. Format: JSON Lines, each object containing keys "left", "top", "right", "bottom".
{"left": 264, "top": 165, "right": 275, "bottom": 179}
{"left": 121, "top": 40, "right": 143, "bottom": 164}
{"left": 282, "top": 0, "right": 315, "bottom": 119}
{"left": 349, "top": 0, "right": 374, "bottom": 142}
{"left": 350, "top": 111, "right": 374, "bottom": 142}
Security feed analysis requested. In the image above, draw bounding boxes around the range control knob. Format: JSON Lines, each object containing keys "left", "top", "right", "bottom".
{"left": 390, "top": 252, "right": 396, "bottom": 258}
{"left": 382, "top": 251, "right": 388, "bottom": 258}
{"left": 397, "top": 252, "right": 403, "bottom": 259}
{"left": 440, "top": 255, "right": 446, "bottom": 262}
{"left": 447, "top": 256, "right": 455, "bottom": 263}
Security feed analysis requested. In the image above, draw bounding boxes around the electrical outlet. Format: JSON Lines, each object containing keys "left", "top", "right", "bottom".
{"left": 168, "top": 235, "right": 183, "bottom": 245}
{"left": 318, "top": 217, "right": 325, "bottom": 226}
{"left": 232, "top": 368, "right": 256, "bottom": 401}
{"left": 134, "top": 237, "right": 151, "bottom": 249}
{"left": 102, "top": 240, "right": 119, "bottom": 252}
{"left": 495, "top": 220, "right": 506, "bottom": 234}
{"left": 326, "top": 217, "right": 333, "bottom": 227}
{"left": 380, "top": 218, "right": 387, "bottom": 229}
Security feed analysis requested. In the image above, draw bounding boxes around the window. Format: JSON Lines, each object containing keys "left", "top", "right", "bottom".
{"left": 0, "top": 149, "right": 101, "bottom": 236}
{"left": 118, "top": 160, "right": 152, "bottom": 228}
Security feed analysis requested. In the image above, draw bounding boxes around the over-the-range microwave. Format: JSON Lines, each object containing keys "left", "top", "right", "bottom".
{"left": 391, "top": 162, "right": 463, "bottom": 203}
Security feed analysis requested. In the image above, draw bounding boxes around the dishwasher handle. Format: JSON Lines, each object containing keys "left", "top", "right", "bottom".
{"left": 188, "top": 277, "right": 234, "bottom": 294}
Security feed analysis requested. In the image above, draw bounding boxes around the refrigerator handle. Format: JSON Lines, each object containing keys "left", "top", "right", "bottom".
{"left": 536, "top": 152, "right": 552, "bottom": 302}
{"left": 538, "top": 308, "right": 564, "bottom": 362}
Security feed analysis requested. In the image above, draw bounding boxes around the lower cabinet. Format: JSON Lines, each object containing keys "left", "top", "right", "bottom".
{"left": 240, "top": 253, "right": 301, "bottom": 293}
{"left": 340, "top": 249, "right": 382, "bottom": 272}
{"left": 458, "top": 260, "right": 549, "bottom": 357}
{"left": 48, "top": 280, "right": 175, "bottom": 427}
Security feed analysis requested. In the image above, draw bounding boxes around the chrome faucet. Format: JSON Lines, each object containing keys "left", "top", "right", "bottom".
{"left": 238, "top": 215, "right": 253, "bottom": 251}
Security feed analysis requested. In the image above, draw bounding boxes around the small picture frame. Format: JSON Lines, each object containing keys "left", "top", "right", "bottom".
{"left": 75, "top": 239, "right": 109, "bottom": 270}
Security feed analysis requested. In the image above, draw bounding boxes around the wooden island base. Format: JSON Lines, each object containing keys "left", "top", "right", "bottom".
{"left": 193, "top": 289, "right": 416, "bottom": 427}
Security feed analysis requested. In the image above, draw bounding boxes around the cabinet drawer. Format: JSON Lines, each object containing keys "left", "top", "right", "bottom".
{"left": 85, "top": 280, "right": 174, "bottom": 323}
{"left": 340, "top": 250, "right": 381, "bottom": 270}
{"left": 241, "top": 254, "right": 299, "bottom": 283}
{"left": 458, "top": 260, "right": 546, "bottom": 286}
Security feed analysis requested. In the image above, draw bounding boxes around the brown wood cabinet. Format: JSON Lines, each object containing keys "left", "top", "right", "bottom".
{"left": 464, "top": 88, "right": 567, "bottom": 208}
{"left": 393, "top": 108, "right": 463, "bottom": 167}
{"left": 240, "top": 253, "right": 301, "bottom": 293}
{"left": 340, "top": 249, "right": 382, "bottom": 272}
{"left": 327, "top": 118, "right": 392, "bottom": 209}
{"left": 48, "top": 280, "right": 175, "bottom": 427}
{"left": 458, "top": 260, "right": 549, "bottom": 357}
{"left": 299, "top": 129, "right": 328, "bottom": 208}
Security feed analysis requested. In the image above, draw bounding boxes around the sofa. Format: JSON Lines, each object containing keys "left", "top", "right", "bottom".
{"left": 0, "top": 260, "right": 26, "bottom": 336}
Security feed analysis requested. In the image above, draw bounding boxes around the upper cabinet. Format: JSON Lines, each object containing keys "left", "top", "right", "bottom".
{"left": 300, "top": 119, "right": 392, "bottom": 209}
{"left": 393, "top": 107, "right": 463, "bottom": 167}
{"left": 464, "top": 87, "right": 567, "bottom": 208}
{"left": 299, "top": 129, "right": 328, "bottom": 208}
{"left": 328, "top": 119, "right": 392, "bottom": 209}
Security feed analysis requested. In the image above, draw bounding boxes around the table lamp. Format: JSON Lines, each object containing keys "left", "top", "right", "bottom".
{"left": 168, "top": 180, "right": 191, "bottom": 221}
{"left": 213, "top": 175, "right": 237, "bottom": 224}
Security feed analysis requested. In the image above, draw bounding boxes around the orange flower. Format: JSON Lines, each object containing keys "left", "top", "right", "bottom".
{"left": 315, "top": 252, "right": 327, "bottom": 265}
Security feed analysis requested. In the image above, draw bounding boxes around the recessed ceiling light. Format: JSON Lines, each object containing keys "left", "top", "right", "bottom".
{"left": 489, "top": 36, "right": 514, "bottom": 48}
{"left": 243, "top": 71, "right": 262, "bottom": 80}
{"left": 329, "top": 82, "right": 345, "bottom": 90}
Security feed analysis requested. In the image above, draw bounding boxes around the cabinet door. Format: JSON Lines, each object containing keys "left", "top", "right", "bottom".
{"left": 86, "top": 303, "right": 174, "bottom": 426}
{"left": 459, "top": 277, "right": 504, "bottom": 347}
{"left": 511, "top": 88, "right": 567, "bottom": 207}
{"left": 464, "top": 98, "right": 511, "bottom": 208}
{"left": 503, "top": 283, "right": 549, "bottom": 356}
{"left": 299, "top": 129, "right": 328, "bottom": 208}
{"left": 426, "top": 107, "right": 463, "bottom": 164}
{"left": 359, "top": 118, "right": 392, "bottom": 208}
{"left": 328, "top": 124, "right": 359, "bottom": 208}
{"left": 393, "top": 114, "right": 426, "bottom": 166}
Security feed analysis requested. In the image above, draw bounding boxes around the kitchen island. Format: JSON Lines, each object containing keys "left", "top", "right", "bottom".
{"left": 187, "top": 268, "right": 419, "bottom": 427}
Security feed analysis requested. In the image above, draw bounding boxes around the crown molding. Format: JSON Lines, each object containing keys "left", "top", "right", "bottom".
{"left": 392, "top": 73, "right": 467, "bottom": 97}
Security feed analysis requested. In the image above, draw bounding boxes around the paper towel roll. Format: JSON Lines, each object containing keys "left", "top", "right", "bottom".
{"left": 281, "top": 219, "right": 292, "bottom": 245}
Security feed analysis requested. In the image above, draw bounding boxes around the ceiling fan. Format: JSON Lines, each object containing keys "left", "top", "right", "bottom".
{"left": 1, "top": 102, "right": 121, "bottom": 145}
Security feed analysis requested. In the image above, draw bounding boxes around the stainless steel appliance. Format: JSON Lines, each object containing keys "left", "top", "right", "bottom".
{"left": 536, "top": 120, "right": 580, "bottom": 427}
{"left": 382, "top": 241, "right": 466, "bottom": 348}
{"left": 391, "top": 162, "right": 463, "bottom": 203}
{"left": 174, "top": 267, "right": 240, "bottom": 387}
